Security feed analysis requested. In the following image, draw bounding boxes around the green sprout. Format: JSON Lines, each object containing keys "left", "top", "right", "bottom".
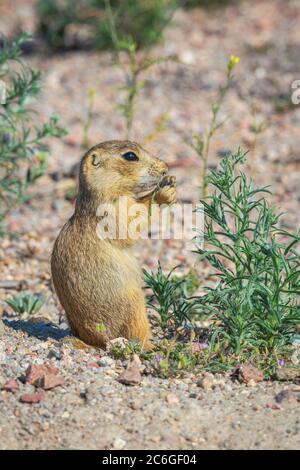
{"left": 6, "top": 292, "right": 45, "bottom": 320}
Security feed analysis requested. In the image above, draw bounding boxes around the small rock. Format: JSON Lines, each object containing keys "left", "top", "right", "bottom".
{"left": 40, "top": 374, "right": 64, "bottom": 390}
{"left": 166, "top": 393, "right": 179, "bottom": 405}
{"left": 26, "top": 363, "right": 59, "bottom": 385}
{"left": 180, "top": 50, "right": 196, "bottom": 65}
{"left": 275, "top": 389, "right": 298, "bottom": 404}
{"left": 150, "top": 435, "right": 161, "bottom": 443}
{"left": 246, "top": 379, "right": 257, "bottom": 388}
{"left": 20, "top": 391, "right": 45, "bottom": 404}
{"left": 113, "top": 438, "right": 126, "bottom": 450}
{"left": 118, "top": 365, "right": 141, "bottom": 386}
{"left": 98, "top": 356, "right": 115, "bottom": 368}
{"left": 25, "top": 363, "right": 64, "bottom": 390}
{"left": 130, "top": 400, "right": 143, "bottom": 410}
{"left": 197, "top": 377, "right": 213, "bottom": 390}
{"left": 131, "top": 354, "right": 141, "bottom": 366}
{"left": 233, "top": 364, "right": 264, "bottom": 384}
{"left": 2, "top": 378, "right": 19, "bottom": 393}
{"left": 87, "top": 362, "right": 99, "bottom": 368}
{"left": 266, "top": 402, "right": 282, "bottom": 410}
{"left": 252, "top": 405, "right": 262, "bottom": 411}
{"left": 276, "top": 367, "right": 300, "bottom": 383}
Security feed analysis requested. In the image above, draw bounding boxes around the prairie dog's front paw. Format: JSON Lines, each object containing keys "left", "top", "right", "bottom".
{"left": 160, "top": 175, "right": 176, "bottom": 189}
{"left": 154, "top": 175, "right": 176, "bottom": 205}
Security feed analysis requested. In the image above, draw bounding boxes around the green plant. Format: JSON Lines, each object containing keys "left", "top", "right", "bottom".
{"left": 195, "top": 150, "right": 300, "bottom": 355}
{"left": 6, "top": 292, "right": 45, "bottom": 319}
{"left": 0, "top": 33, "right": 66, "bottom": 234}
{"left": 171, "top": 268, "right": 200, "bottom": 296}
{"left": 184, "top": 0, "right": 234, "bottom": 7}
{"left": 187, "top": 55, "right": 240, "bottom": 198}
{"left": 37, "top": 0, "right": 82, "bottom": 49}
{"left": 96, "top": 0, "right": 176, "bottom": 50}
{"left": 105, "top": 0, "right": 177, "bottom": 138}
{"left": 37, "top": 0, "right": 176, "bottom": 51}
{"left": 144, "top": 262, "right": 197, "bottom": 328}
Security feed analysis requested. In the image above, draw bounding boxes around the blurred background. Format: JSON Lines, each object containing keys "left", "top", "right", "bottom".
{"left": 0, "top": 0, "right": 299, "bottom": 308}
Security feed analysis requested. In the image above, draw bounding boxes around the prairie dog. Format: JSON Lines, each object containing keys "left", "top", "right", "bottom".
{"left": 51, "top": 140, "right": 176, "bottom": 349}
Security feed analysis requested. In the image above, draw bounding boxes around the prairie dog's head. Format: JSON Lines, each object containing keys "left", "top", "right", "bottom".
{"left": 79, "top": 140, "right": 168, "bottom": 200}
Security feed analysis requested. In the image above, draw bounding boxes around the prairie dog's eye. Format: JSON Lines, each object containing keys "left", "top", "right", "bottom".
{"left": 122, "top": 151, "right": 139, "bottom": 162}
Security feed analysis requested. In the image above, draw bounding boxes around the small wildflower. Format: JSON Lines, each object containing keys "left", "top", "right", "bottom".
{"left": 88, "top": 87, "right": 96, "bottom": 101}
{"left": 228, "top": 55, "right": 240, "bottom": 73}
{"left": 277, "top": 359, "right": 285, "bottom": 367}
{"left": 154, "top": 354, "right": 162, "bottom": 363}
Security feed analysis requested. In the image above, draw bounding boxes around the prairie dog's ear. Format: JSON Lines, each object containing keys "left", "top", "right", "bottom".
{"left": 90, "top": 152, "right": 102, "bottom": 168}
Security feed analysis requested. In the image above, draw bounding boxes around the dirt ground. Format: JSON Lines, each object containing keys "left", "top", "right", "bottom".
{"left": 0, "top": 0, "right": 300, "bottom": 450}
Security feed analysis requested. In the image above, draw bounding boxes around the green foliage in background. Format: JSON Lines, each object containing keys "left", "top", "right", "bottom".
{"left": 184, "top": 0, "right": 234, "bottom": 8}
{"left": 95, "top": 0, "right": 176, "bottom": 50}
{"left": 0, "top": 33, "right": 66, "bottom": 234}
{"left": 37, "top": 0, "right": 176, "bottom": 50}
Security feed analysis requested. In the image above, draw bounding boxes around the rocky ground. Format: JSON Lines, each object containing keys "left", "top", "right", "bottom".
{"left": 0, "top": 0, "right": 300, "bottom": 450}
{"left": 1, "top": 321, "right": 300, "bottom": 450}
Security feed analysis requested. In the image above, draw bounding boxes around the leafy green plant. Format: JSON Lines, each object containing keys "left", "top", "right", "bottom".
{"left": 96, "top": 0, "right": 176, "bottom": 50}
{"left": 37, "top": 0, "right": 82, "bottom": 49}
{"left": 37, "top": 0, "right": 176, "bottom": 51}
{"left": 195, "top": 150, "right": 300, "bottom": 355}
{"left": 187, "top": 55, "right": 240, "bottom": 198}
{"left": 0, "top": 33, "right": 66, "bottom": 234}
{"left": 144, "top": 262, "right": 197, "bottom": 328}
{"left": 6, "top": 292, "right": 45, "bottom": 319}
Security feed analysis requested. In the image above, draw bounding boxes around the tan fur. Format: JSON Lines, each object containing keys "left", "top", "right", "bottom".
{"left": 51, "top": 140, "right": 176, "bottom": 349}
